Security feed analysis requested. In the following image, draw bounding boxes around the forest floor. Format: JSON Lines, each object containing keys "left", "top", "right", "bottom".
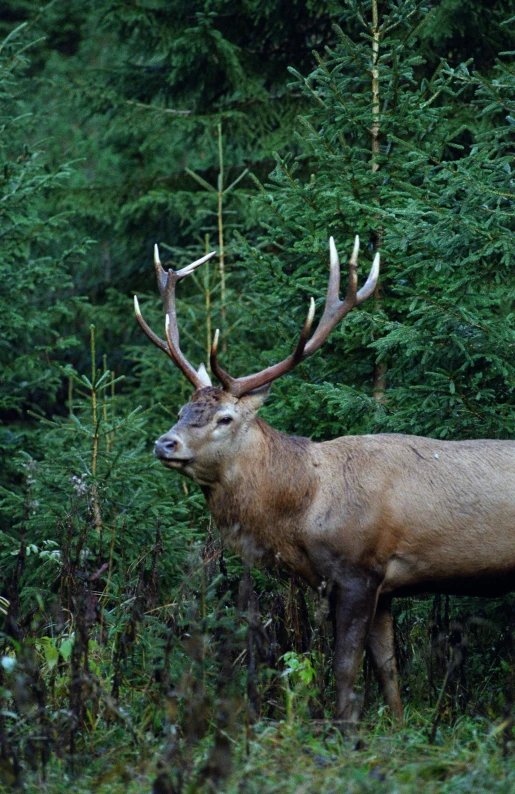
{"left": 10, "top": 709, "right": 515, "bottom": 794}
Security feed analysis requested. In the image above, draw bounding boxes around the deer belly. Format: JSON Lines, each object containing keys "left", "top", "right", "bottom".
{"left": 382, "top": 539, "right": 515, "bottom": 595}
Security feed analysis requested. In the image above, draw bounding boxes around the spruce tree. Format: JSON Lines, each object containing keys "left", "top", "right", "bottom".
{"left": 237, "top": 1, "right": 515, "bottom": 446}
{"left": 0, "top": 23, "right": 89, "bottom": 508}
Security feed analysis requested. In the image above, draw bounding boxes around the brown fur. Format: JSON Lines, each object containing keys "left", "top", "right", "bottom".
{"left": 205, "top": 420, "right": 318, "bottom": 583}
{"left": 154, "top": 387, "right": 515, "bottom": 723}
{"left": 180, "top": 386, "right": 227, "bottom": 426}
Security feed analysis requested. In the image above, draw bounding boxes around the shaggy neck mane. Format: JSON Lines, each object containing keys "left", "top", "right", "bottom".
{"left": 204, "top": 417, "right": 317, "bottom": 528}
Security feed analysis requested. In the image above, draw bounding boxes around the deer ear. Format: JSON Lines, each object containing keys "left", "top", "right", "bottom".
{"left": 240, "top": 383, "right": 271, "bottom": 412}
{"left": 196, "top": 362, "right": 212, "bottom": 387}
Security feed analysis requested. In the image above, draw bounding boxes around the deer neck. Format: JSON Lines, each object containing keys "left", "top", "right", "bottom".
{"left": 203, "top": 418, "right": 317, "bottom": 564}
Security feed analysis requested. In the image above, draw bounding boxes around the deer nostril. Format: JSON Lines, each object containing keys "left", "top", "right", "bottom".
{"left": 154, "top": 436, "right": 179, "bottom": 459}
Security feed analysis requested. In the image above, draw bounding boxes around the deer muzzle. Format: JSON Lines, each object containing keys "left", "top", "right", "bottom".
{"left": 154, "top": 433, "right": 192, "bottom": 467}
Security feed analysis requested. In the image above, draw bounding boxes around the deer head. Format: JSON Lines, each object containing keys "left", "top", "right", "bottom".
{"left": 134, "top": 238, "right": 379, "bottom": 484}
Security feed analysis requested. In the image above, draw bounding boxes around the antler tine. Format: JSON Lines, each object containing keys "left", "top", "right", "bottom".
{"left": 356, "top": 250, "right": 380, "bottom": 303}
{"left": 134, "top": 295, "right": 169, "bottom": 355}
{"left": 303, "top": 235, "right": 359, "bottom": 355}
{"left": 135, "top": 246, "right": 217, "bottom": 390}
{"left": 209, "top": 237, "right": 379, "bottom": 397}
{"left": 164, "top": 313, "right": 203, "bottom": 387}
{"left": 154, "top": 245, "right": 217, "bottom": 296}
{"left": 176, "top": 249, "right": 218, "bottom": 277}
{"left": 293, "top": 297, "right": 316, "bottom": 362}
{"left": 136, "top": 290, "right": 203, "bottom": 386}
{"left": 154, "top": 245, "right": 168, "bottom": 297}
{"left": 210, "top": 329, "right": 235, "bottom": 390}
{"left": 161, "top": 272, "right": 206, "bottom": 389}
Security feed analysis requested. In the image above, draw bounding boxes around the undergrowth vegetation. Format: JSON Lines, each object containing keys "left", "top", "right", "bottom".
{"left": 2, "top": 346, "right": 515, "bottom": 788}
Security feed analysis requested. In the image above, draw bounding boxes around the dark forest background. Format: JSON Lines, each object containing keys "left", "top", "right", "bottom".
{"left": 2, "top": 1, "right": 515, "bottom": 791}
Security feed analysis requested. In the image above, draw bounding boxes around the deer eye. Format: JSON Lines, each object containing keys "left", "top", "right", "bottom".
{"left": 217, "top": 415, "right": 233, "bottom": 426}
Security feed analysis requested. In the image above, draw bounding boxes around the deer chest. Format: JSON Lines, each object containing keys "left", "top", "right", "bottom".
{"left": 220, "top": 521, "right": 273, "bottom": 565}
{"left": 218, "top": 520, "right": 320, "bottom": 587}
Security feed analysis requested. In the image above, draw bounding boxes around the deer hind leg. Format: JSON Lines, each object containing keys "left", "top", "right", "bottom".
{"left": 366, "top": 597, "right": 404, "bottom": 722}
{"left": 332, "top": 570, "right": 381, "bottom": 723}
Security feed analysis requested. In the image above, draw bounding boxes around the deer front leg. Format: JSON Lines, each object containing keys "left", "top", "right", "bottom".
{"left": 366, "top": 597, "right": 404, "bottom": 721}
{"left": 333, "top": 570, "right": 381, "bottom": 722}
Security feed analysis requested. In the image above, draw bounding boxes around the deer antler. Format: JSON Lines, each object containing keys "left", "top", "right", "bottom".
{"left": 209, "top": 236, "right": 379, "bottom": 397}
{"left": 134, "top": 245, "right": 217, "bottom": 390}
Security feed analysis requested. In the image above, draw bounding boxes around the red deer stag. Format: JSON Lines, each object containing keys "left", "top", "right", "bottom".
{"left": 135, "top": 237, "right": 515, "bottom": 723}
